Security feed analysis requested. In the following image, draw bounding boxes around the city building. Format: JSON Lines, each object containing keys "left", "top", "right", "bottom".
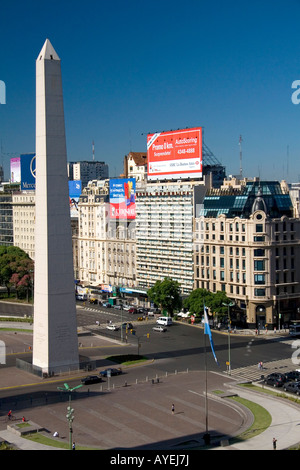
{"left": 0, "top": 183, "right": 20, "bottom": 246}
{"left": 68, "top": 160, "right": 109, "bottom": 188}
{"left": 77, "top": 180, "right": 136, "bottom": 289}
{"left": 195, "top": 178, "right": 300, "bottom": 328}
{"left": 12, "top": 192, "right": 35, "bottom": 259}
{"left": 135, "top": 179, "right": 209, "bottom": 295}
{"left": 124, "top": 152, "right": 147, "bottom": 182}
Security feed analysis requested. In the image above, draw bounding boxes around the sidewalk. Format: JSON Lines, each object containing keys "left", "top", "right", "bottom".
{"left": 0, "top": 429, "right": 63, "bottom": 450}
{"left": 1, "top": 371, "right": 300, "bottom": 451}
{"left": 213, "top": 386, "right": 300, "bottom": 451}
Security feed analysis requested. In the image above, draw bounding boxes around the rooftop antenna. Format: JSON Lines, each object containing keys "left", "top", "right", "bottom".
{"left": 92, "top": 141, "right": 95, "bottom": 161}
{"left": 239, "top": 135, "right": 243, "bottom": 178}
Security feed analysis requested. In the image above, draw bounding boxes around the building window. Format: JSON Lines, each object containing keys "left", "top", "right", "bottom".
{"left": 255, "top": 224, "right": 264, "bottom": 233}
{"left": 254, "top": 249, "right": 265, "bottom": 257}
{"left": 254, "top": 274, "right": 265, "bottom": 285}
{"left": 254, "top": 288, "right": 266, "bottom": 297}
{"left": 254, "top": 260, "right": 265, "bottom": 271}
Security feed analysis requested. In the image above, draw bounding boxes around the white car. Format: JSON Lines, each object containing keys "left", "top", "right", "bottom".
{"left": 152, "top": 325, "right": 167, "bottom": 332}
{"left": 106, "top": 324, "right": 119, "bottom": 331}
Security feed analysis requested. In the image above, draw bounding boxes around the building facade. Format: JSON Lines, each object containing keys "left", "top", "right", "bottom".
{"left": 135, "top": 179, "right": 208, "bottom": 295}
{"left": 77, "top": 180, "right": 136, "bottom": 289}
{"left": 195, "top": 179, "right": 300, "bottom": 328}
{"left": 68, "top": 161, "right": 109, "bottom": 188}
{"left": 12, "top": 192, "right": 35, "bottom": 259}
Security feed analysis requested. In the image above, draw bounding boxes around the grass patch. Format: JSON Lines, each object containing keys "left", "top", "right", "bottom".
{"left": 16, "top": 422, "right": 31, "bottom": 429}
{"left": 24, "top": 433, "right": 97, "bottom": 450}
{"left": 0, "top": 316, "right": 33, "bottom": 323}
{"left": 105, "top": 354, "right": 148, "bottom": 366}
{"left": 229, "top": 396, "right": 272, "bottom": 441}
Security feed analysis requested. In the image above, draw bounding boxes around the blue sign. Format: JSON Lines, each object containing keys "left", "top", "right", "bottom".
{"left": 69, "top": 180, "right": 82, "bottom": 198}
{"left": 21, "top": 154, "right": 36, "bottom": 191}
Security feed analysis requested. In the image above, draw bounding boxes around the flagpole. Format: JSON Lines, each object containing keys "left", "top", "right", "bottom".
{"left": 204, "top": 327, "right": 208, "bottom": 434}
{"left": 203, "top": 304, "right": 210, "bottom": 446}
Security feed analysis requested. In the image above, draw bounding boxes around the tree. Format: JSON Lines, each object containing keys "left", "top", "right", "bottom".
{"left": 147, "top": 277, "right": 182, "bottom": 317}
{"left": 183, "top": 288, "right": 214, "bottom": 315}
{"left": 183, "top": 288, "right": 233, "bottom": 321}
{"left": 0, "top": 246, "right": 34, "bottom": 298}
{"left": 10, "top": 257, "right": 34, "bottom": 300}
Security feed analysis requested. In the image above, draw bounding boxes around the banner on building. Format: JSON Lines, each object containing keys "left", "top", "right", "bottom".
{"left": 109, "top": 178, "right": 136, "bottom": 219}
{"left": 147, "top": 127, "right": 202, "bottom": 181}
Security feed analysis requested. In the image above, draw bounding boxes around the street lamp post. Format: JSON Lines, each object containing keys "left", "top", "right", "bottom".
{"left": 57, "top": 382, "right": 83, "bottom": 450}
{"left": 222, "top": 301, "right": 235, "bottom": 375}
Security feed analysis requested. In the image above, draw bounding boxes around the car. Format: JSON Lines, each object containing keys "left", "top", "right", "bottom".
{"left": 137, "top": 307, "right": 148, "bottom": 314}
{"left": 102, "top": 302, "right": 111, "bottom": 308}
{"left": 284, "top": 371, "right": 300, "bottom": 382}
{"left": 89, "top": 298, "right": 98, "bottom": 304}
{"left": 283, "top": 381, "right": 300, "bottom": 395}
{"left": 129, "top": 308, "right": 138, "bottom": 314}
{"left": 81, "top": 375, "right": 103, "bottom": 385}
{"left": 122, "top": 305, "right": 131, "bottom": 311}
{"left": 113, "top": 305, "right": 122, "bottom": 309}
{"left": 121, "top": 322, "right": 133, "bottom": 330}
{"left": 152, "top": 325, "right": 167, "bottom": 332}
{"left": 99, "top": 368, "right": 122, "bottom": 377}
{"left": 263, "top": 373, "right": 286, "bottom": 387}
{"left": 106, "top": 324, "right": 119, "bottom": 331}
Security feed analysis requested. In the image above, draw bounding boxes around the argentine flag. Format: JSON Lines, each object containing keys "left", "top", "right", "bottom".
{"left": 204, "top": 305, "right": 219, "bottom": 366}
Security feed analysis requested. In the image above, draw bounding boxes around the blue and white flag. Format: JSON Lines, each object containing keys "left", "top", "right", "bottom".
{"left": 204, "top": 305, "right": 219, "bottom": 366}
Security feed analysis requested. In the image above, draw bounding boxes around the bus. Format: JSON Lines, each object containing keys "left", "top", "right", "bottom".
{"left": 289, "top": 321, "right": 300, "bottom": 336}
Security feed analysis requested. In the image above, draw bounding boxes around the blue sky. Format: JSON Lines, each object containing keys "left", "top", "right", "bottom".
{"left": 1, "top": 0, "right": 300, "bottom": 182}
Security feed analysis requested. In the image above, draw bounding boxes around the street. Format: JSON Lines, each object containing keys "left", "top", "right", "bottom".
{"left": 0, "top": 301, "right": 298, "bottom": 449}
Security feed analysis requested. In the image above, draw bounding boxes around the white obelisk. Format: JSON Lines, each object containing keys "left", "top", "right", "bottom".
{"left": 32, "top": 39, "right": 79, "bottom": 374}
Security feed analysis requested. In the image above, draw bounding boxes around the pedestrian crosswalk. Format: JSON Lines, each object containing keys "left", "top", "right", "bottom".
{"left": 226, "top": 357, "right": 296, "bottom": 382}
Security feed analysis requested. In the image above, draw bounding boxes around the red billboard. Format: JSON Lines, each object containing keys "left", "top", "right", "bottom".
{"left": 147, "top": 127, "right": 202, "bottom": 181}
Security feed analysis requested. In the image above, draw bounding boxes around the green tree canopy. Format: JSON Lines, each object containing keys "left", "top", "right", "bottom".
{"left": 0, "top": 246, "right": 34, "bottom": 297}
{"left": 147, "top": 277, "right": 182, "bottom": 317}
{"left": 183, "top": 288, "right": 233, "bottom": 320}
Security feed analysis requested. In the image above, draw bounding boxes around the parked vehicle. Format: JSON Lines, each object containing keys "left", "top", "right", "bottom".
{"left": 283, "top": 381, "right": 300, "bottom": 395}
{"left": 284, "top": 371, "right": 300, "bottom": 382}
{"left": 263, "top": 373, "right": 286, "bottom": 387}
{"left": 102, "top": 302, "right": 111, "bottom": 308}
{"left": 156, "top": 316, "right": 173, "bottom": 326}
{"left": 137, "top": 307, "right": 148, "bottom": 315}
{"left": 81, "top": 375, "right": 103, "bottom": 385}
{"left": 129, "top": 307, "right": 138, "bottom": 314}
{"left": 121, "top": 322, "right": 133, "bottom": 330}
{"left": 76, "top": 294, "right": 87, "bottom": 301}
{"left": 99, "top": 368, "right": 122, "bottom": 377}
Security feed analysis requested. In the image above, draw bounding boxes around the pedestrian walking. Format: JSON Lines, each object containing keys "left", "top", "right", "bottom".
{"left": 171, "top": 404, "right": 175, "bottom": 414}
{"left": 273, "top": 437, "right": 277, "bottom": 450}
{"left": 7, "top": 410, "right": 12, "bottom": 420}
{"left": 72, "top": 441, "right": 76, "bottom": 450}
